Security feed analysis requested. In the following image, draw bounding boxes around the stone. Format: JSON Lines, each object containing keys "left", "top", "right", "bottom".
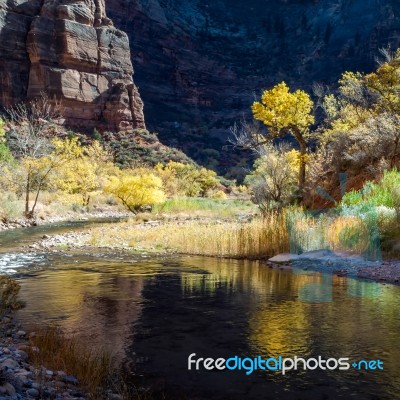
{"left": 2, "top": 382, "right": 16, "bottom": 396}
{"left": 26, "top": 388, "right": 39, "bottom": 398}
{"left": 1, "top": 358, "right": 19, "bottom": 369}
{"left": 268, "top": 253, "right": 300, "bottom": 264}
{"left": 0, "top": 1, "right": 145, "bottom": 132}
{"left": 298, "top": 249, "right": 334, "bottom": 259}
{"left": 108, "top": 394, "right": 123, "bottom": 400}
{"left": 63, "top": 375, "right": 79, "bottom": 385}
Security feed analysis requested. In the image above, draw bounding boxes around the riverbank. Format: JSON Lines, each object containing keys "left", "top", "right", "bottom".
{"left": 27, "top": 217, "right": 400, "bottom": 287}
{"left": 0, "top": 209, "right": 130, "bottom": 233}
{"left": 0, "top": 313, "right": 89, "bottom": 399}
{"left": 0, "top": 317, "right": 132, "bottom": 400}
{"left": 267, "top": 250, "right": 400, "bottom": 285}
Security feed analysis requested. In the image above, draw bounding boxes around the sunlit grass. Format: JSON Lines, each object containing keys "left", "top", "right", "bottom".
{"left": 153, "top": 197, "right": 256, "bottom": 218}
{"left": 86, "top": 212, "right": 289, "bottom": 258}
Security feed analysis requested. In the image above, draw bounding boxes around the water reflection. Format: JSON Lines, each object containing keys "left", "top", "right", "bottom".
{"left": 14, "top": 255, "right": 400, "bottom": 399}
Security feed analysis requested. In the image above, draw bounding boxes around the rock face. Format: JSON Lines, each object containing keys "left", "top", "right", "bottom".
{"left": 106, "top": 0, "right": 400, "bottom": 170}
{"left": 0, "top": 0, "right": 145, "bottom": 132}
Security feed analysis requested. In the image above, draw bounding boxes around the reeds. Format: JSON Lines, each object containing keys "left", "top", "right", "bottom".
{"left": 87, "top": 212, "right": 289, "bottom": 259}
{"left": 28, "top": 326, "right": 116, "bottom": 399}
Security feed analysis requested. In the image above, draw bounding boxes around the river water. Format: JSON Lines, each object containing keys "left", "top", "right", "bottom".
{"left": 1, "top": 222, "right": 400, "bottom": 399}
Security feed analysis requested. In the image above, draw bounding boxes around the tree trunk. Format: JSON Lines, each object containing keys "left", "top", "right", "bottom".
{"left": 292, "top": 127, "right": 307, "bottom": 203}
{"left": 25, "top": 175, "right": 30, "bottom": 218}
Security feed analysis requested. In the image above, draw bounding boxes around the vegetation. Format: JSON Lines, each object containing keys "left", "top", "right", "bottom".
{"left": 28, "top": 327, "right": 124, "bottom": 400}
{"left": 0, "top": 276, "right": 25, "bottom": 315}
{"left": 86, "top": 212, "right": 288, "bottom": 259}
{"left": 244, "top": 145, "right": 299, "bottom": 212}
{"left": 0, "top": 106, "right": 225, "bottom": 219}
{"left": 105, "top": 172, "right": 165, "bottom": 213}
{"left": 155, "top": 161, "right": 220, "bottom": 197}
{"left": 237, "top": 82, "right": 314, "bottom": 200}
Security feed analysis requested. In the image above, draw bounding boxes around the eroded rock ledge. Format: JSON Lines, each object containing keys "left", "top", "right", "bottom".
{"left": 0, "top": 0, "right": 145, "bottom": 132}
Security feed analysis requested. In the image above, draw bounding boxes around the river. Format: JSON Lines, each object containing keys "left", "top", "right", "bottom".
{"left": 0, "top": 221, "right": 399, "bottom": 399}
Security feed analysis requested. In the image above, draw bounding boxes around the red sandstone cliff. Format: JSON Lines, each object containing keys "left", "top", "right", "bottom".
{"left": 0, "top": 0, "right": 145, "bottom": 132}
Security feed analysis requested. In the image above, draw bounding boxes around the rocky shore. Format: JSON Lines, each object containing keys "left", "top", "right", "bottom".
{"left": 0, "top": 311, "right": 127, "bottom": 400}
{"left": 0, "top": 210, "right": 130, "bottom": 233}
{"left": 268, "top": 250, "right": 400, "bottom": 285}
{"left": 0, "top": 316, "right": 84, "bottom": 400}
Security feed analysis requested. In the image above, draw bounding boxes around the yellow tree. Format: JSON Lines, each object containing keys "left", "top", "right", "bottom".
{"left": 252, "top": 82, "right": 314, "bottom": 199}
{"left": 104, "top": 172, "right": 165, "bottom": 213}
{"left": 155, "top": 161, "right": 219, "bottom": 197}
{"left": 365, "top": 49, "right": 400, "bottom": 114}
{"left": 52, "top": 141, "right": 117, "bottom": 206}
{"left": 2, "top": 137, "right": 82, "bottom": 218}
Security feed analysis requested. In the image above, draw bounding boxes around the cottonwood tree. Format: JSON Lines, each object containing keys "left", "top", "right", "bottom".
{"left": 52, "top": 141, "right": 117, "bottom": 206}
{"left": 234, "top": 82, "right": 314, "bottom": 201}
{"left": 2, "top": 95, "right": 66, "bottom": 217}
{"left": 2, "top": 138, "right": 81, "bottom": 218}
{"left": 105, "top": 171, "right": 165, "bottom": 213}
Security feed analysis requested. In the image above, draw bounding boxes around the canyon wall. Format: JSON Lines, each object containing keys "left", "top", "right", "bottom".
{"left": 107, "top": 0, "right": 400, "bottom": 170}
{"left": 0, "top": 0, "right": 145, "bottom": 132}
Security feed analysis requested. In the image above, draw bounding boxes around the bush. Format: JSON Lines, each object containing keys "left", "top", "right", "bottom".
{"left": 0, "top": 276, "right": 25, "bottom": 315}
{"left": 341, "top": 169, "right": 400, "bottom": 208}
{"left": 0, "top": 192, "right": 23, "bottom": 221}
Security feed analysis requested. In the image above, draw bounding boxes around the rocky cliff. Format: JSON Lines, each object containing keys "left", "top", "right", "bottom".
{"left": 0, "top": 0, "right": 145, "bottom": 132}
{"left": 2, "top": 0, "right": 400, "bottom": 173}
{"left": 107, "top": 0, "right": 400, "bottom": 172}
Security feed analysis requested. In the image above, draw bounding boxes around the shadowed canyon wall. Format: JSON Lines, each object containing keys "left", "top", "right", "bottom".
{"left": 107, "top": 0, "right": 400, "bottom": 170}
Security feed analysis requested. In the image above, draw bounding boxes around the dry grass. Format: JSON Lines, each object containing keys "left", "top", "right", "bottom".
{"left": 85, "top": 208, "right": 383, "bottom": 259}
{"left": 287, "top": 210, "right": 381, "bottom": 258}
{"left": 28, "top": 326, "right": 160, "bottom": 399}
{"left": 28, "top": 326, "right": 117, "bottom": 399}
{"left": 87, "top": 212, "right": 289, "bottom": 259}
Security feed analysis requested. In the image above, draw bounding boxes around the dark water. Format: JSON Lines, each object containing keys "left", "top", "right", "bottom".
{"left": 1, "top": 224, "right": 400, "bottom": 399}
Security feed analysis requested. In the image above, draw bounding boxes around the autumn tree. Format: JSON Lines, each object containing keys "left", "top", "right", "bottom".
{"left": 104, "top": 171, "right": 165, "bottom": 213}
{"left": 0, "top": 119, "right": 12, "bottom": 163}
{"left": 245, "top": 82, "right": 314, "bottom": 200}
{"left": 245, "top": 144, "right": 298, "bottom": 212}
{"left": 321, "top": 49, "right": 400, "bottom": 175}
{"left": 1, "top": 138, "right": 81, "bottom": 218}
{"left": 52, "top": 141, "right": 117, "bottom": 206}
{"left": 2, "top": 95, "right": 64, "bottom": 217}
{"left": 155, "top": 161, "right": 219, "bottom": 197}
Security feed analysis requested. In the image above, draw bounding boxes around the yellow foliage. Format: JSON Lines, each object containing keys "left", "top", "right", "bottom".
{"left": 252, "top": 82, "right": 314, "bottom": 134}
{"left": 285, "top": 149, "right": 310, "bottom": 170}
{"left": 0, "top": 119, "right": 5, "bottom": 142}
{"left": 104, "top": 172, "right": 165, "bottom": 213}
{"left": 155, "top": 161, "right": 219, "bottom": 197}
{"left": 51, "top": 140, "right": 117, "bottom": 205}
{"left": 365, "top": 51, "right": 400, "bottom": 113}
{"left": 211, "top": 190, "right": 227, "bottom": 199}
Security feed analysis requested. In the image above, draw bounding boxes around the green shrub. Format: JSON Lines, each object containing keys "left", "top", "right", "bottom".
{"left": 341, "top": 169, "right": 400, "bottom": 208}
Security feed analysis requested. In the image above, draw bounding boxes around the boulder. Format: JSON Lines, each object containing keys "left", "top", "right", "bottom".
{"left": 268, "top": 253, "right": 300, "bottom": 264}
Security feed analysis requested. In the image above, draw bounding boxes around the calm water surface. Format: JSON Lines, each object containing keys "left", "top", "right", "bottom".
{"left": 1, "top": 223, "right": 400, "bottom": 399}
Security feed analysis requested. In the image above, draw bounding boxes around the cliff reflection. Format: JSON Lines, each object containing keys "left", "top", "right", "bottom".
{"left": 17, "top": 259, "right": 145, "bottom": 360}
